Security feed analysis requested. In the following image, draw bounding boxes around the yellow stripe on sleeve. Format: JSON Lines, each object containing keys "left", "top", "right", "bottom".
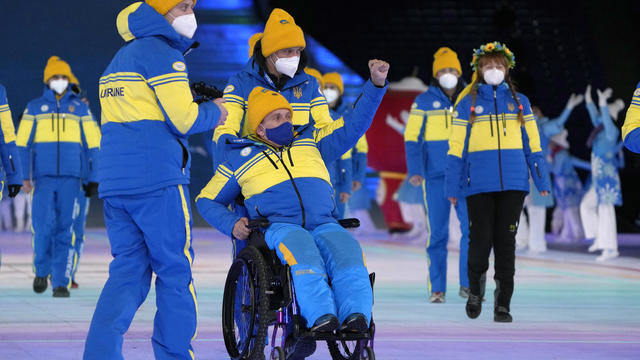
{"left": 315, "top": 117, "right": 345, "bottom": 142}
{"left": 81, "top": 117, "right": 102, "bottom": 149}
{"left": 447, "top": 117, "right": 468, "bottom": 158}
{"left": 404, "top": 104, "right": 424, "bottom": 142}
{"left": 310, "top": 103, "right": 333, "bottom": 128}
{"left": 16, "top": 116, "right": 34, "bottom": 147}
{"left": 153, "top": 80, "right": 199, "bottom": 134}
{"left": 0, "top": 106, "right": 17, "bottom": 143}
{"left": 622, "top": 105, "right": 640, "bottom": 141}
{"left": 355, "top": 135, "right": 368, "bottom": 153}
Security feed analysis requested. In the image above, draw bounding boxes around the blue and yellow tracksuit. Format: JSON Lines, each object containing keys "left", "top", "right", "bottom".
{"left": 404, "top": 85, "right": 470, "bottom": 293}
{"left": 622, "top": 81, "right": 640, "bottom": 153}
{"left": 16, "top": 84, "right": 99, "bottom": 291}
{"left": 71, "top": 191, "right": 89, "bottom": 283}
{"left": 0, "top": 84, "right": 23, "bottom": 200}
{"left": 198, "top": 80, "right": 387, "bottom": 328}
{"left": 348, "top": 135, "right": 370, "bottom": 210}
{"left": 445, "top": 83, "right": 551, "bottom": 199}
{"left": 84, "top": 3, "right": 221, "bottom": 360}
{"left": 212, "top": 59, "right": 333, "bottom": 168}
{"left": 328, "top": 104, "right": 352, "bottom": 218}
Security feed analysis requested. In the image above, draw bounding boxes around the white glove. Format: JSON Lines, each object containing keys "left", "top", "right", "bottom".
{"left": 597, "top": 87, "right": 613, "bottom": 108}
{"left": 565, "top": 93, "right": 584, "bottom": 110}
{"left": 584, "top": 84, "right": 593, "bottom": 104}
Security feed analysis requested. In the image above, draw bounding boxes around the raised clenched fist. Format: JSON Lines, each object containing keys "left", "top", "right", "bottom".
{"left": 368, "top": 59, "right": 390, "bottom": 87}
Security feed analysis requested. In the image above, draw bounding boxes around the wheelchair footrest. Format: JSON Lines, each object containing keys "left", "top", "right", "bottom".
{"left": 295, "top": 330, "right": 373, "bottom": 342}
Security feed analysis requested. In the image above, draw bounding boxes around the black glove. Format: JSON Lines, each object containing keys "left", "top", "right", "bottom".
{"left": 83, "top": 182, "right": 99, "bottom": 198}
{"left": 8, "top": 184, "right": 21, "bottom": 198}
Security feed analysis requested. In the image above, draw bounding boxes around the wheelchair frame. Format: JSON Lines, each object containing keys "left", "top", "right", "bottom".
{"left": 221, "top": 218, "right": 376, "bottom": 360}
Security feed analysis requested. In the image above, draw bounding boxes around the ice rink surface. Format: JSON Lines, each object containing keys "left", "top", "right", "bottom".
{"left": 1, "top": 229, "right": 639, "bottom": 359}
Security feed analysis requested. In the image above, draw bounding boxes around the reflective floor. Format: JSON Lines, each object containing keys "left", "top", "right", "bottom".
{"left": 1, "top": 229, "right": 639, "bottom": 359}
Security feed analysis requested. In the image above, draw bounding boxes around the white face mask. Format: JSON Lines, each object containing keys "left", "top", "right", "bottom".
{"left": 438, "top": 73, "right": 458, "bottom": 90}
{"left": 273, "top": 55, "right": 300, "bottom": 78}
{"left": 49, "top": 79, "right": 69, "bottom": 95}
{"left": 172, "top": 13, "right": 197, "bottom": 39}
{"left": 323, "top": 88, "right": 339, "bottom": 104}
{"left": 484, "top": 69, "right": 505, "bottom": 86}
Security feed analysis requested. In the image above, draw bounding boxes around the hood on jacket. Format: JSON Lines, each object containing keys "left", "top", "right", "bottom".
{"left": 116, "top": 2, "right": 196, "bottom": 54}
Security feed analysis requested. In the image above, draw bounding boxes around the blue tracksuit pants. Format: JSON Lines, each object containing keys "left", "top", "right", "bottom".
{"left": 423, "top": 176, "right": 470, "bottom": 293}
{"left": 265, "top": 222, "right": 372, "bottom": 328}
{"left": 32, "top": 176, "right": 80, "bottom": 289}
{"left": 71, "top": 193, "right": 89, "bottom": 282}
{"left": 83, "top": 185, "right": 197, "bottom": 360}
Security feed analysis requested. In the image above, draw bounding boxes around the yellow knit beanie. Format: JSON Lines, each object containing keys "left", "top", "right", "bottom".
{"left": 304, "top": 68, "right": 324, "bottom": 88}
{"left": 432, "top": 47, "right": 462, "bottom": 78}
{"left": 322, "top": 72, "right": 344, "bottom": 95}
{"left": 43, "top": 56, "right": 76, "bottom": 84}
{"left": 248, "top": 32, "right": 263, "bottom": 58}
{"left": 146, "top": 0, "right": 197, "bottom": 15}
{"left": 261, "top": 8, "right": 306, "bottom": 57}
{"left": 247, "top": 87, "right": 293, "bottom": 134}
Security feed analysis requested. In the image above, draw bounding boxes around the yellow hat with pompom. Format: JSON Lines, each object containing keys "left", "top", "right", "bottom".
{"left": 322, "top": 72, "right": 344, "bottom": 95}
{"left": 146, "top": 0, "right": 197, "bottom": 15}
{"left": 43, "top": 56, "right": 76, "bottom": 84}
{"left": 432, "top": 47, "right": 462, "bottom": 78}
{"left": 261, "top": 8, "right": 306, "bottom": 57}
{"left": 247, "top": 87, "right": 293, "bottom": 134}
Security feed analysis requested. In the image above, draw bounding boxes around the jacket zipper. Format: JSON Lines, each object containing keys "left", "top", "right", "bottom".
{"left": 9, "top": 155, "right": 15, "bottom": 172}
{"left": 277, "top": 149, "right": 306, "bottom": 228}
{"left": 534, "top": 162, "right": 542, "bottom": 178}
{"left": 56, "top": 101, "right": 60, "bottom": 176}
{"left": 493, "top": 87, "right": 504, "bottom": 191}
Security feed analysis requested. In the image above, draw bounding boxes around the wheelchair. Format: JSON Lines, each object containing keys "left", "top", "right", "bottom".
{"left": 222, "top": 218, "right": 376, "bottom": 360}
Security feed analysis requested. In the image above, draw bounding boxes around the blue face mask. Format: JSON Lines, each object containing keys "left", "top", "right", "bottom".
{"left": 265, "top": 122, "right": 294, "bottom": 146}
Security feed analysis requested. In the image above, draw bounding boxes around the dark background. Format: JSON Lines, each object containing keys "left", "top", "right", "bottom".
{"left": 0, "top": 0, "right": 638, "bottom": 231}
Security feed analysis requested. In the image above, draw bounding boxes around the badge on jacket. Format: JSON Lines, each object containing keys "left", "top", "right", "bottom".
{"left": 475, "top": 105, "right": 484, "bottom": 114}
{"left": 432, "top": 101, "right": 441, "bottom": 109}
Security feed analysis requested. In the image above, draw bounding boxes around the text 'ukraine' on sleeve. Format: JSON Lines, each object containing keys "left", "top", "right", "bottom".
{"left": 315, "top": 80, "right": 388, "bottom": 163}
{"left": 196, "top": 164, "right": 243, "bottom": 236}
{"left": 143, "top": 41, "right": 220, "bottom": 136}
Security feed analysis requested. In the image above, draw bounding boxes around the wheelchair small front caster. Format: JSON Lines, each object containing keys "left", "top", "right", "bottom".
{"left": 361, "top": 346, "right": 375, "bottom": 360}
{"left": 270, "top": 346, "right": 285, "bottom": 360}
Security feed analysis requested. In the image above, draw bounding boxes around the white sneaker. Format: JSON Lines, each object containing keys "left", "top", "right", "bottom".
{"left": 596, "top": 250, "right": 619, "bottom": 261}
{"left": 588, "top": 243, "right": 599, "bottom": 252}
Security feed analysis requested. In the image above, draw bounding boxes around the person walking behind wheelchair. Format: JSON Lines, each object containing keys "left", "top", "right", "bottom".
{"left": 198, "top": 60, "right": 388, "bottom": 337}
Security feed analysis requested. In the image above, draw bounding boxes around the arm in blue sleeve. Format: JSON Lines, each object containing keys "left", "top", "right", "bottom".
{"left": 586, "top": 102, "right": 600, "bottom": 126}
{"left": 623, "top": 128, "right": 640, "bottom": 153}
{"left": 196, "top": 166, "right": 243, "bottom": 237}
{"left": 316, "top": 80, "right": 388, "bottom": 163}
{"left": 0, "top": 141, "right": 22, "bottom": 185}
{"left": 542, "top": 107, "right": 572, "bottom": 137}
{"left": 599, "top": 105, "right": 620, "bottom": 142}
{"left": 570, "top": 156, "right": 592, "bottom": 171}
{"left": 352, "top": 152, "right": 367, "bottom": 183}
{"left": 335, "top": 157, "right": 353, "bottom": 194}
{"left": 522, "top": 125, "right": 551, "bottom": 192}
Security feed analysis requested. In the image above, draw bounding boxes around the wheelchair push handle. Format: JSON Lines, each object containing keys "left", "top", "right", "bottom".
{"left": 248, "top": 218, "right": 271, "bottom": 231}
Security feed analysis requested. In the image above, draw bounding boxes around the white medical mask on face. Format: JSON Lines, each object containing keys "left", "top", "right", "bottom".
{"left": 171, "top": 13, "right": 197, "bottom": 39}
{"left": 484, "top": 69, "right": 505, "bottom": 86}
{"left": 438, "top": 73, "right": 458, "bottom": 90}
{"left": 49, "top": 79, "right": 69, "bottom": 95}
{"left": 323, "top": 88, "right": 339, "bottom": 104}
{"left": 273, "top": 55, "right": 300, "bottom": 78}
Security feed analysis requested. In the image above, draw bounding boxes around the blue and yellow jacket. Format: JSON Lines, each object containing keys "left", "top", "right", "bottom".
{"left": 404, "top": 85, "right": 456, "bottom": 179}
{"left": 0, "top": 84, "right": 22, "bottom": 187}
{"left": 213, "top": 59, "right": 333, "bottom": 166}
{"left": 197, "top": 80, "right": 386, "bottom": 235}
{"left": 328, "top": 104, "right": 352, "bottom": 195}
{"left": 622, "top": 81, "right": 640, "bottom": 153}
{"left": 445, "top": 83, "right": 551, "bottom": 198}
{"left": 98, "top": 2, "right": 221, "bottom": 197}
{"left": 17, "top": 86, "right": 99, "bottom": 182}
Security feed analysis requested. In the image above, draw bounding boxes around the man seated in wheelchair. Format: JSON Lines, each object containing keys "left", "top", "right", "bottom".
{"left": 197, "top": 60, "right": 389, "bottom": 334}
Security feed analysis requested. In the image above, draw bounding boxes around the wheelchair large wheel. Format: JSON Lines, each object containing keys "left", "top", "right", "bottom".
{"left": 327, "top": 340, "right": 361, "bottom": 360}
{"left": 222, "top": 246, "right": 271, "bottom": 360}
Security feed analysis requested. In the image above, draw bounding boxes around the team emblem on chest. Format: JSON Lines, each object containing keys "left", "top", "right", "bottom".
{"left": 240, "top": 147, "right": 252, "bottom": 157}
{"left": 293, "top": 87, "right": 302, "bottom": 99}
{"left": 41, "top": 104, "right": 49, "bottom": 112}
{"left": 432, "top": 101, "right": 441, "bottom": 109}
{"left": 69, "top": 105, "right": 75, "bottom": 113}
{"left": 508, "top": 103, "right": 515, "bottom": 112}
{"left": 475, "top": 105, "right": 484, "bottom": 114}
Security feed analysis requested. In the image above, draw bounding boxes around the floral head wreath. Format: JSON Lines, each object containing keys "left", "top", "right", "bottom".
{"left": 470, "top": 41, "right": 516, "bottom": 72}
